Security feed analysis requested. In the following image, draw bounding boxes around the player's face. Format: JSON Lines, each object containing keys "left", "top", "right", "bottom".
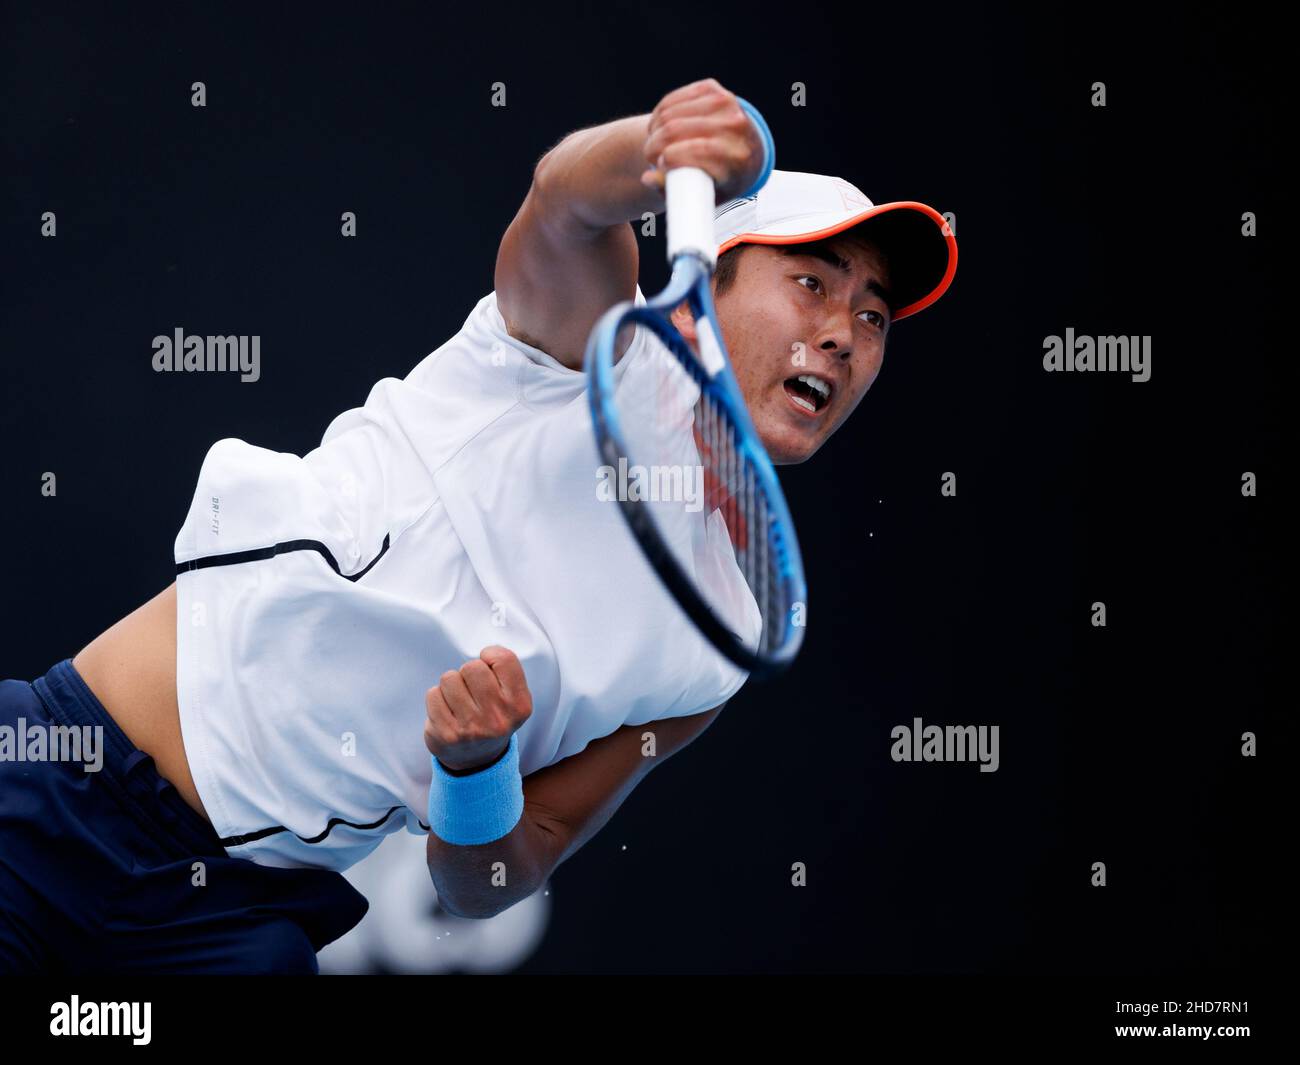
{"left": 711, "top": 236, "right": 891, "bottom": 465}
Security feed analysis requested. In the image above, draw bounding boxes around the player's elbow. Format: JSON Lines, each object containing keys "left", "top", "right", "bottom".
{"left": 451, "top": 894, "right": 531, "bottom": 921}
{"left": 426, "top": 838, "right": 551, "bottom": 921}
{"left": 528, "top": 138, "right": 600, "bottom": 241}
{"left": 434, "top": 895, "right": 493, "bottom": 921}
{"left": 429, "top": 873, "right": 542, "bottom": 921}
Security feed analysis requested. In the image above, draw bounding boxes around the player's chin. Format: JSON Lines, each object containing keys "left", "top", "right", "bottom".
{"left": 760, "top": 413, "right": 828, "bottom": 465}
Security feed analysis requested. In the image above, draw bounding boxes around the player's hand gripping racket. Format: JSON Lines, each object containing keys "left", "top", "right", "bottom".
{"left": 583, "top": 98, "right": 806, "bottom": 679}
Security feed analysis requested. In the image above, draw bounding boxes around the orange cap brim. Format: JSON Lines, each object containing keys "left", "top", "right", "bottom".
{"left": 716, "top": 201, "right": 957, "bottom": 322}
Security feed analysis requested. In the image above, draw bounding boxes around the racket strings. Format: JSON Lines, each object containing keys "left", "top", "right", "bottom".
{"left": 692, "top": 388, "right": 785, "bottom": 656}
{"left": 636, "top": 318, "right": 793, "bottom": 661}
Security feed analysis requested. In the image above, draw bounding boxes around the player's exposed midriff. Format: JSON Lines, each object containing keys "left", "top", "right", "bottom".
{"left": 72, "top": 582, "right": 212, "bottom": 827}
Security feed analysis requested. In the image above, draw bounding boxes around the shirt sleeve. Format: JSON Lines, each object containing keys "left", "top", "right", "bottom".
{"left": 174, "top": 436, "right": 366, "bottom": 576}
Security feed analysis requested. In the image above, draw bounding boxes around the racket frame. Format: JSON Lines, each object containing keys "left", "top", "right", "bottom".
{"left": 585, "top": 243, "right": 808, "bottom": 678}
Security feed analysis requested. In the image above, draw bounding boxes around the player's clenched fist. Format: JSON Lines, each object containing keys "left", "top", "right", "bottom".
{"left": 424, "top": 645, "right": 533, "bottom": 774}
{"left": 640, "top": 78, "right": 765, "bottom": 203}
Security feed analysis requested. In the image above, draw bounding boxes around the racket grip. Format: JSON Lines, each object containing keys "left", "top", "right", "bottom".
{"left": 665, "top": 166, "right": 717, "bottom": 268}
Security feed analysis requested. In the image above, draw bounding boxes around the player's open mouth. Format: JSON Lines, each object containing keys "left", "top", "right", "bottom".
{"left": 782, "top": 373, "right": 832, "bottom": 416}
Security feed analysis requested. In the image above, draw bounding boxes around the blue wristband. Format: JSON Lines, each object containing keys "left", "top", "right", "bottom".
{"left": 733, "top": 96, "right": 775, "bottom": 199}
{"left": 428, "top": 732, "right": 525, "bottom": 845}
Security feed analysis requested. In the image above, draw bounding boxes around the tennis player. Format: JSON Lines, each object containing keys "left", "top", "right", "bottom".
{"left": 0, "top": 78, "right": 955, "bottom": 973}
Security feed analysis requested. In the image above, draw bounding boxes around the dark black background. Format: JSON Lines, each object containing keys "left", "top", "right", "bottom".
{"left": 1, "top": 3, "right": 1284, "bottom": 975}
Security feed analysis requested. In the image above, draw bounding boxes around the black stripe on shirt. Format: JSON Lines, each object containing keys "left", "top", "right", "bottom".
{"left": 219, "top": 804, "right": 431, "bottom": 849}
{"left": 176, "top": 532, "right": 391, "bottom": 580}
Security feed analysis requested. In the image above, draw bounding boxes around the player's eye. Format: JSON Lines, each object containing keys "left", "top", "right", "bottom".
{"left": 795, "top": 274, "right": 823, "bottom": 294}
{"left": 858, "top": 309, "right": 887, "bottom": 330}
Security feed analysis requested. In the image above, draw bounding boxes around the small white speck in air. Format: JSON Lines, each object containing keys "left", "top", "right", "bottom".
{"left": 869, "top": 532, "right": 873, "bottom": 538}
{"left": 621, "top": 845, "right": 627, "bottom": 850}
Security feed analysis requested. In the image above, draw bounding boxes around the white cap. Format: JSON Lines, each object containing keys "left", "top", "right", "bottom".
{"left": 712, "top": 169, "right": 957, "bottom": 322}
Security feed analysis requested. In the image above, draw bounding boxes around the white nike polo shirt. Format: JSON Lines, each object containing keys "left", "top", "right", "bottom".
{"left": 173, "top": 285, "right": 754, "bottom": 871}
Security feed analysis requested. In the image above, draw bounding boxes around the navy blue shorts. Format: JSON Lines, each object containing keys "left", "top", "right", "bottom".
{"left": 0, "top": 658, "right": 369, "bottom": 974}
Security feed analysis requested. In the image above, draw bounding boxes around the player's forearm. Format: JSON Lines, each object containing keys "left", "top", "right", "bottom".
{"left": 533, "top": 114, "right": 664, "bottom": 235}
{"left": 426, "top": 805, "right": 561, "bottom": 919}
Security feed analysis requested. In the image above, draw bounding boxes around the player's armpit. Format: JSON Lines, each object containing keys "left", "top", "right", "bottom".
{"left": 523, "top": 702, "right": 727, "bottom": 874}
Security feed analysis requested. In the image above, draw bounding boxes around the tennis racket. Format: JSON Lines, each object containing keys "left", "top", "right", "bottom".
{"left": 583, "top": 99, "right": 807, "bottom": 679}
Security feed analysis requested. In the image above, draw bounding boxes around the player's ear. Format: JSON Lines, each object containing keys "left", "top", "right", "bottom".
{"left": 669, "top": 300, "right": 697, "bottom": 343}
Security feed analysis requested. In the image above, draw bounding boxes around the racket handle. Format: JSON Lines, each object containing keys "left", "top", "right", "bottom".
{"left": 665, "top": 166, "right": 717, "bottom": 268}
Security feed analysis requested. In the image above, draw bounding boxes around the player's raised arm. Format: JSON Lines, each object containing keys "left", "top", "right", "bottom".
{"left": 493, "top": 78, "right": 765, "bottom": 371}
